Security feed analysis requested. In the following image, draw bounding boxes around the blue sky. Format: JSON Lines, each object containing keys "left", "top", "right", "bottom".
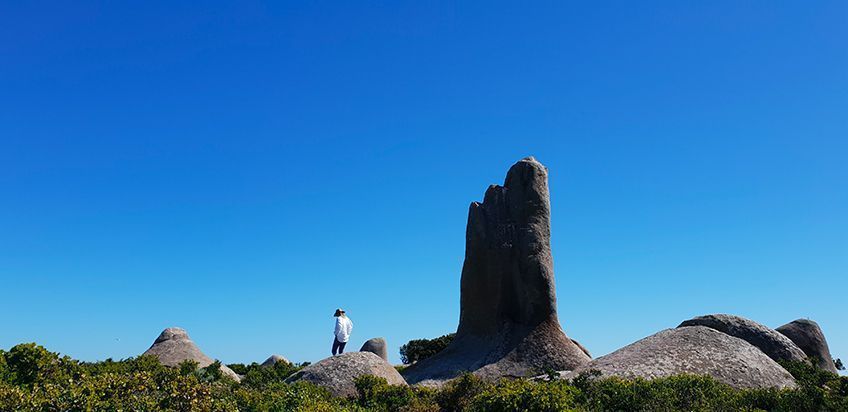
{"left": 1, "top": 2, "right": 846, "bottom": 367}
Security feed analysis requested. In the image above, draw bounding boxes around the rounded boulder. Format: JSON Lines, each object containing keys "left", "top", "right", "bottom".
{"left": 286, "top": 352, "right": 406, "bottom": 397}
{"left": 678, "top": 314, "right": 807, "bottom": 363}
{"left": 359, "top": 337, "right": 389, "bottom": 361}
{"left": 566, "top": 326, "right": 796, "bottom": 389}
{"left": 777, "top": 319, "right": 838, "bottom": 373}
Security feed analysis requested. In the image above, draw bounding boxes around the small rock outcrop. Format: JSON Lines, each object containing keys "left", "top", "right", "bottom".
{"left": 565, "top": 326, "right": 796, "bottom": 389}
{"left": 261, "top": 354, "right": 290, "bottom": 367}
{"left": 360, "top": 337, "right": 389, "bottom": 361}
{"left": 286, "top": 352, "right": 406, "bottom": 397}
{"left": 143, "top": 327, "right": 240, "bottom": 382}
{"left": 402, "top": 157, "right": 590, "bottom": 386}
{"left": 678, "top": 314, "right": 807, "bottom": 363}
{"left": 777, "top": 319, "right": 838, "bottom": 373}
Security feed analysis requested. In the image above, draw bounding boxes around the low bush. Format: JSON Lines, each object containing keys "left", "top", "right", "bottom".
{"left": 1, "top": 342, "right": 846, "bottom": 411}
{"left": 470, "top": 378, "right": 579, "bottom": 411}
{"left": 434, "top": 373, "right": 488, "bottom": 411}
{"left": 234, "top": 359, "right": 306, "bottom": 390}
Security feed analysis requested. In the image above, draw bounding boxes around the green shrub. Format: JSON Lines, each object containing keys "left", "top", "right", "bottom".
{"left": 777, "top": 360, "right": 848, "bottom": 411}
{"left": 178, "top": 359, "right": 200, "bottom": 376}
{"left": 355, "top": 375, "right": 413, "bottom": 410}
{"left": 2, "top": 341, "right": 847, "bottom": 411}
{"left": 470, "top": 378, "right": 579, "bottom": 411}
{"left": 0, "top": 349, "right": 8, "bottom": 383}
{"left": 435, "top": 373, "right": 489, "bottom": 412}
{"left": 239, "top": 359, "right": 305, "bottom": 389}
{"left": 199, "top": 360, "right": 225, "bottom": 382}
{"left": 354, "top": 375, "right": 439, "bottom": 411}
{"left": 3, "top": 343, "right": 80, "bottom": 387}
{"left": 400, "top": 333, "right": 455, "bottom": 364}
{"left": 233, "top": 381, "right": 345, "bottom": 411}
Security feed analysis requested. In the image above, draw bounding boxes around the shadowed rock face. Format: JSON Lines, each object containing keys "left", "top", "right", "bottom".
{"left": 143, "top": 327, "right": 240, "bottom": 382}
{"left": 679, "top": 314, "right": 807, "bottom": 364}
{"left": 565, "top": 326, "right": 797, "bottom": 389}
{"left": 777, "top": 319, "right": 838, "bottom": 373}
{"left": 360, "top": 337, "right": 388, "bottom": 361}
{"left": 402, "top": 157, "right": 590, "bottom": 385}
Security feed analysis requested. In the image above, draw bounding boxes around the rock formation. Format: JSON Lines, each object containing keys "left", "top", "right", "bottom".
{"left": 402, "top": 157, "right": 591, "bottom": 385}
{"left": 261, "top": 354, "right": 290, "bottom": 367}
{"left": 360, "top": 337, "right": 389, "bottom": 361}
{"left": 286, "top": 352, "right": 406, "bottom": 397}
{"left": 777, "top": 319, "right": 838, "bottom": 373}
{"left": 571, "top": 338, "right": 591, "bottom": 358}
{"left": 143, "top": 327, "right": 241, "bottom": 382}
{"left": 679, "top": 314, "right": 807, "bottom": 364}
{"left": 566, "top": 326, "right": 797, "bottom": 389}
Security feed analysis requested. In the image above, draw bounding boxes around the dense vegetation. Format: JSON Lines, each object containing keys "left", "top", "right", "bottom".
{"left": 399, "top": 333, "right": 455, "bottom": 365}
{"left": 1, "top": 342, "right": 846, "bottom": 411}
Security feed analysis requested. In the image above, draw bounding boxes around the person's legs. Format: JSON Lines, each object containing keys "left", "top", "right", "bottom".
{"left": 332, "top": 338, "right": 341, "bottom": 355}
{"left": 338, "top": 340, "right": 347, "bottom": 354}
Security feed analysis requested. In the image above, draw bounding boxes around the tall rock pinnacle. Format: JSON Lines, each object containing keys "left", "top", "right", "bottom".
{"left": 403, "top": 157, "right": 591, "bottom": 385}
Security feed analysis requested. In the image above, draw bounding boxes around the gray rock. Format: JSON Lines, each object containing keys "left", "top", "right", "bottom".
{"left": 261, "top": 354, "right": 290, "bottom": 367}
{"left": 679, "top": 314, "right": 807, "bottom": 363}
{"left": 143, "top": 327, "right": 241, "bottom": 382}
{"left": 402, "top": 157, "right": 591, "bottom": 386}
{"left": 571, "top": 338, "right": 591, "bottom": 358}
{"left": 360, "top": 337, "right": 388, "bottom": 361}
{"left": 565, "top": 326, "right": 796, "bottom": 389}
{"left": 777, "top": 319, "right": 838, "bottom": 373}
{"left": 286, "top": 352, "right": 406, "bottom": 397}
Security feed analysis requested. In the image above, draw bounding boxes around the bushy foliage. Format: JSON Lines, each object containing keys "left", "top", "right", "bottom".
{"left": 471, "top": 378, "right": 579, "bottom": 411}
{"left": 400, "top": 333, "right": 455, "bottom": 364}
{"left": 434, "top": 373, "right": 488, "bottom": 411}
{"left": 2, "top": 342, "right": 847, "bottom": 411}
{"left": 235, "top": 359, "right": 306, "bottom": 389}
{"left": 3, "top": 343, "right": 81, "bottom": 387}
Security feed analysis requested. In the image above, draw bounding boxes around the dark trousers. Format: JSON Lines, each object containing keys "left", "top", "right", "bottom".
{"left": 332, "top": 338, "right": 347, "bottom": 355}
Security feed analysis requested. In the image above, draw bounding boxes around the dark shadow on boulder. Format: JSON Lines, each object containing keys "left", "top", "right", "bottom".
{"left": 777, "top": 319, "right": 838, "bottom": 373}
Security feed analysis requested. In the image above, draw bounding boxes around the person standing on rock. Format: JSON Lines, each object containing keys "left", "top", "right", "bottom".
{"left": 332, "top": 308, "right": 353, "bottom": 355}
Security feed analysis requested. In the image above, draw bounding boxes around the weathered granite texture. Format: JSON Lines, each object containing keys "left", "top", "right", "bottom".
{"left": 777, "top": 319, "right": 838, "bottom": 373}
{"left": 143, "top": 327, "right": 241, "bottom": 382}
{"left": 679, "top": 314, "right": 807, "bottom": 363}
{"left": 402, "top": 157, "right": 590, "bottom": 386}
{"left": 565, "top": 326, "right": 796, "bottom": 389}
{"left": 286, "top": 352, "right": 406, "bottom": 397}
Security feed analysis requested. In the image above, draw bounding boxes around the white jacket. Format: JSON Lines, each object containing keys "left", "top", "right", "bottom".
{"left": 334, "top": 316, "right": 353, "bottom": 343}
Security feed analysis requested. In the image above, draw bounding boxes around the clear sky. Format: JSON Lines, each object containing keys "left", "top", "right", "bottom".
{"left": 1, "top": 2, "right": 846, "bottom": 368}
